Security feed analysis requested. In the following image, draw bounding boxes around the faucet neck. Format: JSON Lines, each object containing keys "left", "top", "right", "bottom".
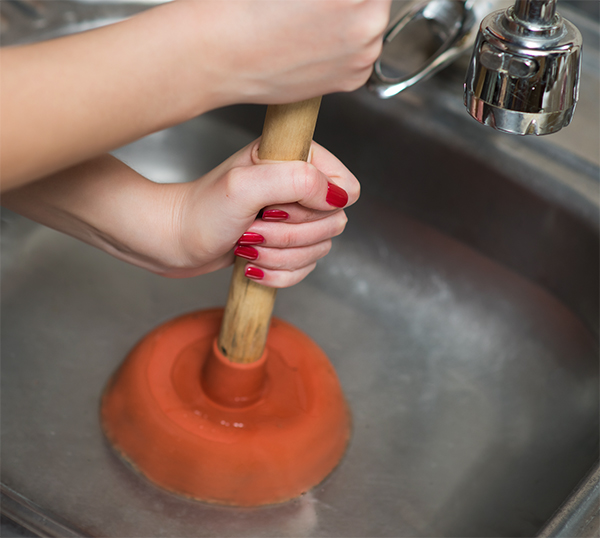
{"left": 513, "top": 0, "right": 557, "bottom": 27}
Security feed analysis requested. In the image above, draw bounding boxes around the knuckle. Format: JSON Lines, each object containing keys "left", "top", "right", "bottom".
{"left": 333, "top": 212, "right": 348, "bottom": 236}
{"left": 304, "top": 262, "right": 318, "bottom": 278}
{"left": 364, "top": 40, "right": 384, "bottom": 67}
{"left": 266, "top": 252, "right": 287, "bottom": 271}
{"left": 349, "top": 179, "right": 361, "bottom": 202}
{"left": 340, "top": 66, "right": 373, "bottom": 92}
{"left": 348, "top": 2, "right": 389, "bottom": 43}
{"left": 278, "top": 263, "right": 317, "bottom": 289}
{"left": 292, "top": 162, "right": 321, "bottom": 201}
{"left": 362, "top": 1, "right": 391, "bottom": 36}
{"left": 319, "top": 240, "right": 333, "bottom": 258}
{"left": 272, "top": 270, "right": 296, "bottom": 289}
{"left": 299, "top": 207, "right": 316, "bottom": 224}
{"left": 352, "top": 43, "right": 381, "bottom": 74}
{"left": 280, "top": 229, "right": 296, "bottom": 248}
{"left": 223, "top": 167, "right": 245, "bottom": 198}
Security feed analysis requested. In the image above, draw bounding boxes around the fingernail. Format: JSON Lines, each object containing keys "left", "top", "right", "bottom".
{"left": 234, "top": 245, "right": 259, "bottom": 260}
{"left": 238, "top": 232, "right": 265, "bottom": 246}
{"left": 262, "top": 209, "right": 289, "bottom": 221}
{"left": 326, "top": 182, "right": 348, "bottom": 208}
{"left": 245, "top": 266, "right": 264, "bottom": 280}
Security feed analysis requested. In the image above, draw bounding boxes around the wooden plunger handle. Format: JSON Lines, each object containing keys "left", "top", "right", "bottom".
{"left": 218, "top": 97, "right": 322, "bottom": 364}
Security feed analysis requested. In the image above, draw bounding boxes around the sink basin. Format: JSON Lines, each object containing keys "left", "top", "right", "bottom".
{"left": 2, "top": 2, "right": 598, "bottom": 537}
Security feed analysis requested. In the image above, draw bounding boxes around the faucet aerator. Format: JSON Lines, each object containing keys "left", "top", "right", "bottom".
{"left": 464, "top": 0, "right": 582, "bottom": 135}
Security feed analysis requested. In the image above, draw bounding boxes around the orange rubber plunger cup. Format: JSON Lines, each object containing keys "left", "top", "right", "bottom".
{"left": 100, "top": 99, "right": 351, "bottom": 506}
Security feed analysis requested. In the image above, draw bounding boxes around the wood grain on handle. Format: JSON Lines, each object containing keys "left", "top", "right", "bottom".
{"left": 218, "top": 97, "right": 322, "bottom": 363}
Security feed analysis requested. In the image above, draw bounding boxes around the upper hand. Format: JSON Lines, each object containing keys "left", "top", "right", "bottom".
{"left": 177, "top": 0, "right": 392, "bottom": 108}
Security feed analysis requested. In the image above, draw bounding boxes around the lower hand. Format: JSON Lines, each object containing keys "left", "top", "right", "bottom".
{"left": 175, "top": 139, "right": 360, "bottom": 287}
{"left": 2, "top": 139, "right": 360, "bottom": 288}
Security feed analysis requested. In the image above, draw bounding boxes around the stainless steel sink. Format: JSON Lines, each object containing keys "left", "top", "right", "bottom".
{"left": 2, "top": 2, "right": 598, "bottom": 537}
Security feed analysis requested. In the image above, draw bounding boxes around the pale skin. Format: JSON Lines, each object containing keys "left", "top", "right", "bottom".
{"left": 1, "top": 0, "right": 391, "bottom": 287}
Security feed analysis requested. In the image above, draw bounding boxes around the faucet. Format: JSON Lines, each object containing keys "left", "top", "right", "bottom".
{"left": 368, "top": 0, "right": 582, "bottom": 135}
{"left": 464, "top": 0, "right": 582, "bottom": 135}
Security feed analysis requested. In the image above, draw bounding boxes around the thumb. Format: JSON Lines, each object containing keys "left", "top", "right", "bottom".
{"left": 229, "top": 160, "right": 349, "bottom": 215}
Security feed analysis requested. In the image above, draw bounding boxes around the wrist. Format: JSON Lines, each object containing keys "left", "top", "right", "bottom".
{"left": 133, "top": 1, "right": 233, "bottom": 120}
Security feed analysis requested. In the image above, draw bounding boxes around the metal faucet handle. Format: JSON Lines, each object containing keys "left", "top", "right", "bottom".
{"left": 464, "top": 0, "right": 582, "bottom": 135}
{"left": 369, "top": 0, "right": 483, "bottom": 98}
{"left": 368, "top": 0, "right": 513, "bottom": 99}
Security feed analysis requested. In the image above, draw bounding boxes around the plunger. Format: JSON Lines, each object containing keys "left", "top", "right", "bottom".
{"left": 101, "top": 98, "right": 352, "bottom": 506}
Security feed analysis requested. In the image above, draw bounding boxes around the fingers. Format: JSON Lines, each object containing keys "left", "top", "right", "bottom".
{"left": 237, "top": 238, "right": 332, "bottom": 289}
{"left": 233, "top": 211, "right": 344, "bottom": 288}
{"left": 243, "top": 262, "right": 318, "bottom": 289}
{"left": 235, "top": 238, "right": 331, "bottom": 269}
{"left": 246, "top": 210, "right": 348, "bottom": 248}
{"left": 233, "top": 215, "right": 340, "bottom": 288}
{"left": 260, "top": 203, "right": 338, "bottom": 225}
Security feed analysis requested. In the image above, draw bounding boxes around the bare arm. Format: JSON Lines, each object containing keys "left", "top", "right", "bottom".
{"left": 1, "top": 155, "right": 189, "bottom": 272}
{"left": 1, "top": 4, "right": 216, "bottom": 189}
{"left": 1, "top": 0, "right": 390, "bottom": 190}
{"left": 2, "top": 141, "right": 360, "bottom": 287}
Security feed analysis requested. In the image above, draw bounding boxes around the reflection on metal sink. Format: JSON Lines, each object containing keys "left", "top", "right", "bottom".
{"left": 1, "top": 2, "right": 598, "bottom": 537}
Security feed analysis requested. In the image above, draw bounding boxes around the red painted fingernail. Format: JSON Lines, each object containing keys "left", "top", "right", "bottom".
{"left": 237, "top": 232, "right": 265, "bottom": 246}
{"left": 326, "top": 182, "right": 348, "bottom": 208}
{"left": 262, "top": 209, "right": 289, "bottom": 221}
{"left": 245, "top": 266, "right": 264, "bottom": 280}
{"left": 234, "top": 245, "right": 259, "bottom": 260}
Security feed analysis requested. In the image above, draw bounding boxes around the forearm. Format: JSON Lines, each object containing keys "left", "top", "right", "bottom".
{"left": 0, "top": 2, "right": 219, "bottom": 190}
{"left": 2, "top": 139, "right": 361, "bottom": 286}
{"left": 1, "top": 0, "right": 391, "bottom": 191}
{"left": 1, "top": 155, "right": 189, "bottom": 273}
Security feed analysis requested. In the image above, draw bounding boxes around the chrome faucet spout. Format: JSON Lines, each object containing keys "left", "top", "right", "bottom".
{"left": 463, "top": 0, "right": 582, "bottom": 135}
